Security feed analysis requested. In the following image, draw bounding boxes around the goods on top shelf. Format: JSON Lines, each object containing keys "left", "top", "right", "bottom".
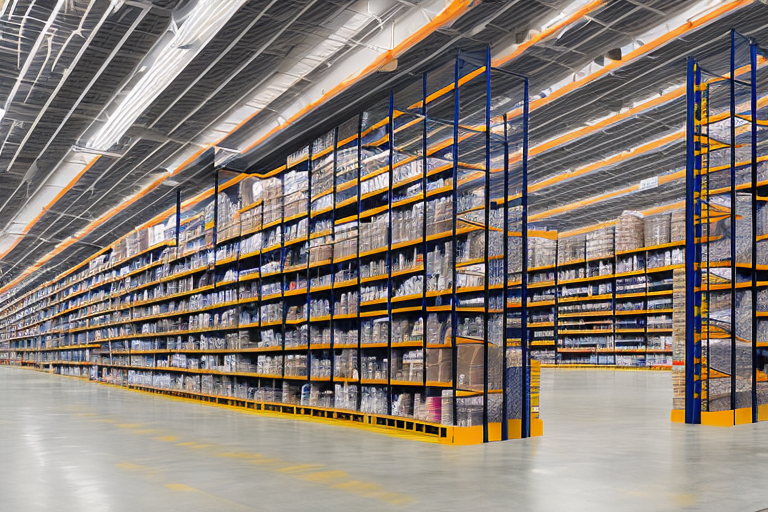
{"left": 644, "top": 213, "right": 671, "bottom": 247}
{"left": 0, "top": 96, "right": 548, "bottom": 444}
{"left": 529, "top": 207, "right": 687, "bottom": 369}
{"left": 586, "top": 226, "right": 614, "bottom": 261}
{"left": 616, "top": 211, "right": 644, "bottom": 253}
{"left": 557, "top": 233, "right": 585, "bottom": 264}
{"left": 670, "top": 209, "right": 685, "bottom": 242}
{"left": 528, "top": 235, "right": 556, "bottom": 269}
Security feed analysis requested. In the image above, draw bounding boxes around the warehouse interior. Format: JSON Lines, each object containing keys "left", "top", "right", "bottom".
{"left": 1, "top": 0, "right": 768, "bottom": 510}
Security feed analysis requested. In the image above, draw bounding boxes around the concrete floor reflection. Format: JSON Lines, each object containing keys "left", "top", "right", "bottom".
{"left": 1, "top": 367, "right": 767, "bottom": 512}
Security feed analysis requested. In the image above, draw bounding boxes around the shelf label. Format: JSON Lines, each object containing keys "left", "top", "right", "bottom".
{"left": 639, "top": 177, "right": 658, "bottom": 191}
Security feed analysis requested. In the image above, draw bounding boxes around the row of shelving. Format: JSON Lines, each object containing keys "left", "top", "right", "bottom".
{"left": 0, "top": 57, "right": 540, "bottom": 444}
{"left": 525, "top": 212, "right": 685, "bottom": 368}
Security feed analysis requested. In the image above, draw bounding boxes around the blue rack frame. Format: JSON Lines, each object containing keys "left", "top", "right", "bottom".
{"left": 684, "top": 31, "right": 767, "bottom": 425}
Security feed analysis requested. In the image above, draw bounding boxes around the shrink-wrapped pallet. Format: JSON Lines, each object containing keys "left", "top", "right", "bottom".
{"left": 671, "top": 209, "right": 686, "bottom": 242}
{"left": 586, "top": 226, "right": 614, "bottom": 260}
{"left": 615, "top": 211, "right": 644, "bottom": 252}
{"left": 672, "top": 268, "right": 686, "bottom": 411}
{"left": 558, "top": 234, "right": 585, "bottom": 264}
{"left": 644, "top": 213, "right": 671, "bottom": 247}
{"left": 528, "top": 236, "right": 556, "bottom": 269}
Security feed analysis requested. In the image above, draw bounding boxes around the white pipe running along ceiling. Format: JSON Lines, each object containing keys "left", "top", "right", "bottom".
{"left": 0, "top": 2, "right": 147, "bottom": 261}
{"left": 198, "top": 3, "right": 379, "bottom": 145}
{"left": 83, "top": 0, "right": 451, "bottom": 201}
{"left": 136, "top": 1, "right": 401, "bottom": 197}
{"left": 85, "top": 0, "right": 250, "bottom": 152}
{"left": 531, "top": 0, "right": 729, "bottom": 108}
{"left": 0, "top": 152, "right": 95, "bottom": 255}
{"left": 498, "top": 0, "right": 736, "bottom": 190}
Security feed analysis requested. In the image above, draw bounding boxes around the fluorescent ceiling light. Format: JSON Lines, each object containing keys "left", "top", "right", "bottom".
{"left": 86, "top": 0, "right": 248, "bottom": 152}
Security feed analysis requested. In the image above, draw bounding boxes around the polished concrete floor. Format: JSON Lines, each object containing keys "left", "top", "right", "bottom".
{"left": 2, "top": 368, "right": 768, "bottom": 512}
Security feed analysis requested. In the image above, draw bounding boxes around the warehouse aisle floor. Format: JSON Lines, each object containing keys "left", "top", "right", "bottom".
{"left": 2, "top": 367, "right": 767, "bottom": 512}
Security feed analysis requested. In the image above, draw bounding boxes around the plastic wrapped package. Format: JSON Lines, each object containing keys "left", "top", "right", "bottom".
{"left": 558, "top": 234, "right": 585, "bottom": 264}
{"left": 670, "top": 209, "right": 685, "bottom": 242}
{"left": 645, "top": 213, "right": 671, "bottom": 247}
{"left": 615, "top": 211, "right": 645, "bottom": 252}
{"left": 528, "top": 236, "right": 556, "bottom": 268}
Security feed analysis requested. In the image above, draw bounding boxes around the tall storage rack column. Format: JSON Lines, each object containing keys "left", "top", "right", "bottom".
{"left": 678, "top": 30, "right": 768, "bottom": 426}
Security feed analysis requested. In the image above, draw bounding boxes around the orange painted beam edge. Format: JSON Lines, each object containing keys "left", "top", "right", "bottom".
{"left": 492, "top": 1, "right": 607, "bottom": 68}
{"left": 239, "top": 0, "right": 478, "bottom": 156}
{"left": 0, "top": 146, "right": 216, "bottom": 295}
{"left": 406, "top": 66, "right": 487, "bottom": 111}
{"left": 529, "top": 130, "right": 684, "bottom": 195}
{"left": 532, "top": 165, "right": 689, "bottom": 224}
{"left": 520, "top": 57, "right": 768, "bottom": 200}
{"left": 558, "top": 220, "right": 617, "bottom": 239}
{"left": 0, "top": 1, "right": 751, "bottom": 299}
{"left": 531, "top": 93, "right": 768, "bottom": 225}
{"left": 0, "top": 156, "right": 102, "bottom": 263}
{"left": 405, "top": 1, "right": 607, "bottom": 111}
{"left": 529, "top": 88, "right": 686, "bottom": 160}
{"left": 2, "top": 1, "right": 479, "bottom": 297}
{"left": 0, "top": 1, "right": 628, "bottom": 297}
{"left": 521, "top": 53, "right": 765, "bottom": 165}
{"left": 0, "top": 172, "right": 247, "bottom": 298}
{"left": 521, "top": 0, "right": 753, "bottom": 117}
{"left": 552, "top": 197, "right": 686, "bottom": 239}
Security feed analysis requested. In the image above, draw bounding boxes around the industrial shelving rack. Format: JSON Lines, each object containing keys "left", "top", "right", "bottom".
{"left": 526, "top": 226, "right": 681, "bottom": 369}
{"left": 0, "top": 49, "right": 540, "bottom": 444}
{"left": 678, "top": 29, "right": 768, "bottom": 426}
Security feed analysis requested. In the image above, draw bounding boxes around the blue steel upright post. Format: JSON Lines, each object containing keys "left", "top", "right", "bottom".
{"left": 685, "top": 56, "right": 703, "bottom": 424}
{"left": 729, "top": 30, "right": 737, "bottom": 412}
{"left": 421, "top": 72, "right": 429, "bottom": 395}
{"left": 213, "top": 168, "right": 220, "bottom": 291}
{"left": 482, "top": 47, "right": 492, "bottom": 443}
{"left": 175, "top": 189, "right": 181, "bottom": 257}
{"left": 386, "top": 89, "right": 394, "bottom": 416}
{"left": 750, "top": 40, "right": 759, "bottom": 422}
{"left": 450, "top": 49, "right": 460, "bottom": 427}
{"left": 521, "top": 76, "right": 530, "bottom": 439}
{"left": 501, "top": 113, "right": 510, "bottom": 441}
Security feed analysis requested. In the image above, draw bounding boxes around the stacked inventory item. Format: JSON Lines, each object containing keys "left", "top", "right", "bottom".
{"left": 586, "top": 227, "right": 614, "bottom": 261}
{"left": 672, "top": 268, "right": 686, "bottom": 411}
{"left": 557, "top": 233, "right": 585, "bottom": 264}
{"left": 527, "top": 232, "right": 558, "bottom": 364}
{"left": 217, "top": 192, "right": 239, "bottom": 241}
{"left": 528, "top": 235, "right": 556, "bottom": 269}
{"left": 644, "top": 213, "right": 671, "bottom": 247}
{"left": 670, "top": 209, "right": 685, "bottom": 242}
{"left": 262, "top": 178, "right": 283, "bottom": 226}
{"left": 616, "top": 211, "right": 645, "bottom": 252}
